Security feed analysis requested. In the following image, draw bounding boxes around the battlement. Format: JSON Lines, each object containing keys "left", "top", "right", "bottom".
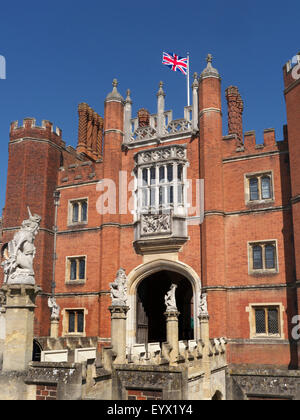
{"left": 10, "top": 118, "right": 64, "bottom": 146}
{"left": 222, "top": 126, "right": 288, "bottom": 159}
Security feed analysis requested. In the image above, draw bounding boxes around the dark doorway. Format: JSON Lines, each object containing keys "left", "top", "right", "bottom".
{"left": 32, "top": 339, "right": 42, "bottom": 362}
{"left": 136, "top": 270, "right": 193, "bottom": 344}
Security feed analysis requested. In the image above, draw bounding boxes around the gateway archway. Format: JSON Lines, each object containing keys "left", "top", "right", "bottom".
{"left": 126, "top": 259, "right": 202, "bottom": 347}
{"left": 136, "top": 270, "right": 193, "bottom": 344}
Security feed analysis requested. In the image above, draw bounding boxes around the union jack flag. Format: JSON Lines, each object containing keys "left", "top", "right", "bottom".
{"left": 162, "top": 52, "right": 188, "bottom": 75}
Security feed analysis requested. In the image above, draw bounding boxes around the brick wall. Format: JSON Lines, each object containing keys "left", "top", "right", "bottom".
{"left": 127, "top": 389, "right": 162, "bottom": 400}
{"left": 36, "top": 384, "right": 57, "bottom": 400}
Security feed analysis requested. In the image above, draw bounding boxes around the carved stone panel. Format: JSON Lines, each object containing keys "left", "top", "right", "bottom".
{"left": 135, "top": 145, "right": 187, "bottom": 166}
{"left": 141, "top": 214, "right": 171, "bottom": 236}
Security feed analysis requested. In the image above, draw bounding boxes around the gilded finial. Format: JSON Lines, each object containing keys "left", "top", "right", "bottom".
{"left": 206, "top": 54, "right": 213, "bottom": 64}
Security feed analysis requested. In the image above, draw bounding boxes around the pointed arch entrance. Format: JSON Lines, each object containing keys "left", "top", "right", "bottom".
{"left": 126, "top": 259, "right": 201, "bottom": 347}
{"left": 136, "top": 271, "right": 193, "bottom": 343}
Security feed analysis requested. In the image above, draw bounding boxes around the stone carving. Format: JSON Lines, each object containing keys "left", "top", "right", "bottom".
{"left": 198, "top": 293, "right": 208, "bottom": 316}
{"left": 166, "top": 119, "right": 192, "bottom": 135}
{"left": 48, "top": 296, "right": 60, "bottom": 321}
{"left": 233, "top": 374, "right": 298, "bottom": 399}
{"left": 165, "top": 284, "right": 178, "bottom": 311}
{"left": 1, "top": 208, "right": 41, "bottom": 285}
{"left": 136, "top": 145, "right": 187, "bottom": 166}
{"left": 110, "top": 268, "right": 128, "bottom": 306}
{"left": 133, "top": 126, "right": 157, "bottom": 142}
{"left": 141, "top": 214, "right": 171, "bottom": 235}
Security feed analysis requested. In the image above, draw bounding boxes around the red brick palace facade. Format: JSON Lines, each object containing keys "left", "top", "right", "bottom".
{"left": 1, "top": 54, "right": 300, "bottom": 397}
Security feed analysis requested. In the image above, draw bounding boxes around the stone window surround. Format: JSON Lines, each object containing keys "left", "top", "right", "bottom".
{"left": 246, "top": 302, "right": 285, "bottom": 340}
{"left": 67, "top": 197, "right": 88, "bottom": 226}
{"left": 65, "top": 255, "right": 87, "bottom": 285}
{"left": 133, "top": 144, "right": 189, "bottom": 219}
{"left": 247, "top": 239, "right": 279, "bottom": 275}
{"left": 244, "top": 170, "right": 275, "bottom": 205}
{"left": 61, "top": 307, "right": 88, "bottom": 337}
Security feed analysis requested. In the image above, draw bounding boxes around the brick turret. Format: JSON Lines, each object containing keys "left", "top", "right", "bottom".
{"left": 283, "top": 53, "right": 300, "bottom": 290}
{"left": 99, "top": 79, "right": 125, "bottom": 339}
{"left": 2, "top": 118, "right": 65, "bottom": 335}
{"left": 198, "top": 54, "right": 226, "bottom": 338}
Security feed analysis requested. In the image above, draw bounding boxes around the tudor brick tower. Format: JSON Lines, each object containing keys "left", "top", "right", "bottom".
{"left": 284, "top": 55, "right": 300, "bottom": 355}
{"left": 2, "top": 119, "right": 64, "bottom": 335}
{"left": 198, "top": 55, "right": 226, "bottom": 337}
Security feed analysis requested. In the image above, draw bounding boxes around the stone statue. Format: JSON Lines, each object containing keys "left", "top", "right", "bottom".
{"left": 110, "top": 268, "right": 128, "bottom": 306}
{"left": 1, "top": 207, "right": 41, "bottom": 285}
{"left": 48, "top": 296, "right": 60, "bottom": 321}
{"left": 164, "top": 283, "right": 178, "bottom": 311}
{"left": 199, "top": 293, "right": 208, "bottom": 316}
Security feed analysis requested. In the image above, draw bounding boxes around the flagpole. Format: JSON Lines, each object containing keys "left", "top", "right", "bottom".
{"left": 187, "top": 52, "right": 190, "bottom": 106}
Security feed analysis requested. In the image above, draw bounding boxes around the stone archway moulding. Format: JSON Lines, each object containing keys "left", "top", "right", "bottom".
{"left": 126, "top": 259, "right": 202, "bottom": 346}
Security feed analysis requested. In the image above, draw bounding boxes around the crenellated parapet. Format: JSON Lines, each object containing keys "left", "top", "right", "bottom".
{"left": 10, "top": 118, "right": 64, "bottom": 146}
{"left": 222, "top": 127, "right": 288, "bottom": 160}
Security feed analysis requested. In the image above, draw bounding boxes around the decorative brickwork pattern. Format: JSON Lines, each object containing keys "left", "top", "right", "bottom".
{"left": 225, "top": 85, "right": 244, "bottom": 144}
{"left": 77, "top": 103, "right": 103, "bottom": 159}
{"left": 137, "top": 108, "right": 150, "bottom": 127}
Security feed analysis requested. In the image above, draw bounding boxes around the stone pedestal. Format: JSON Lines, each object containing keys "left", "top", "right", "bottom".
{"left": 164, "top": 310, "right": 180, "bottom": 364}
{"left": 198, "top": 313, "right": 211, "bottom": 399}
{"left": 50, "top": 319, "right": 59, "bottom": 339}
{"left": 1, "top": 284, "right": 41, "bottom": 372}
{"left": 109, "top": 305, "right": 129, "bottom": 364}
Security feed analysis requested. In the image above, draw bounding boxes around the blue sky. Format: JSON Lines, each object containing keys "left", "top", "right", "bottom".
{"left": 0, "top": 0, "right": 299, "bottom": 214}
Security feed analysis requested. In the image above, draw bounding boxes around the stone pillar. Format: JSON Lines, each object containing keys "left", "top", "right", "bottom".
{"left": 192, "top": 72, "right": 199, "bottom": 135}
{"left": 50, "top": 319, "right": 59, "bottom": 339}
{"left": 198, "top": 313, "right": 211, "bottom": 400}
{"left": 164, "top": 310, "right": 180, "bottom": 364}
{"left": 109, "top": 305, "right": 129, "bottom": 364}
{"left": 124, "top": 89, "right": 133, "bottom": 144}
{"left": 1, "top": 284, "right": 41, "bottom": 372}
{"left": 156, "top": 81, "right": 165, "bottom": 139}
{"left": 0, "top": 294, "right": 6, "bottom": 367}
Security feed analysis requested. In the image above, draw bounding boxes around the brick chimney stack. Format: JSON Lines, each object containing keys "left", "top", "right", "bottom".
{"left": 137, "top": 108, "right": 150, "bottom": 127}
{"left": 225, "top": 86, "right": 244, "bottom": 144}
